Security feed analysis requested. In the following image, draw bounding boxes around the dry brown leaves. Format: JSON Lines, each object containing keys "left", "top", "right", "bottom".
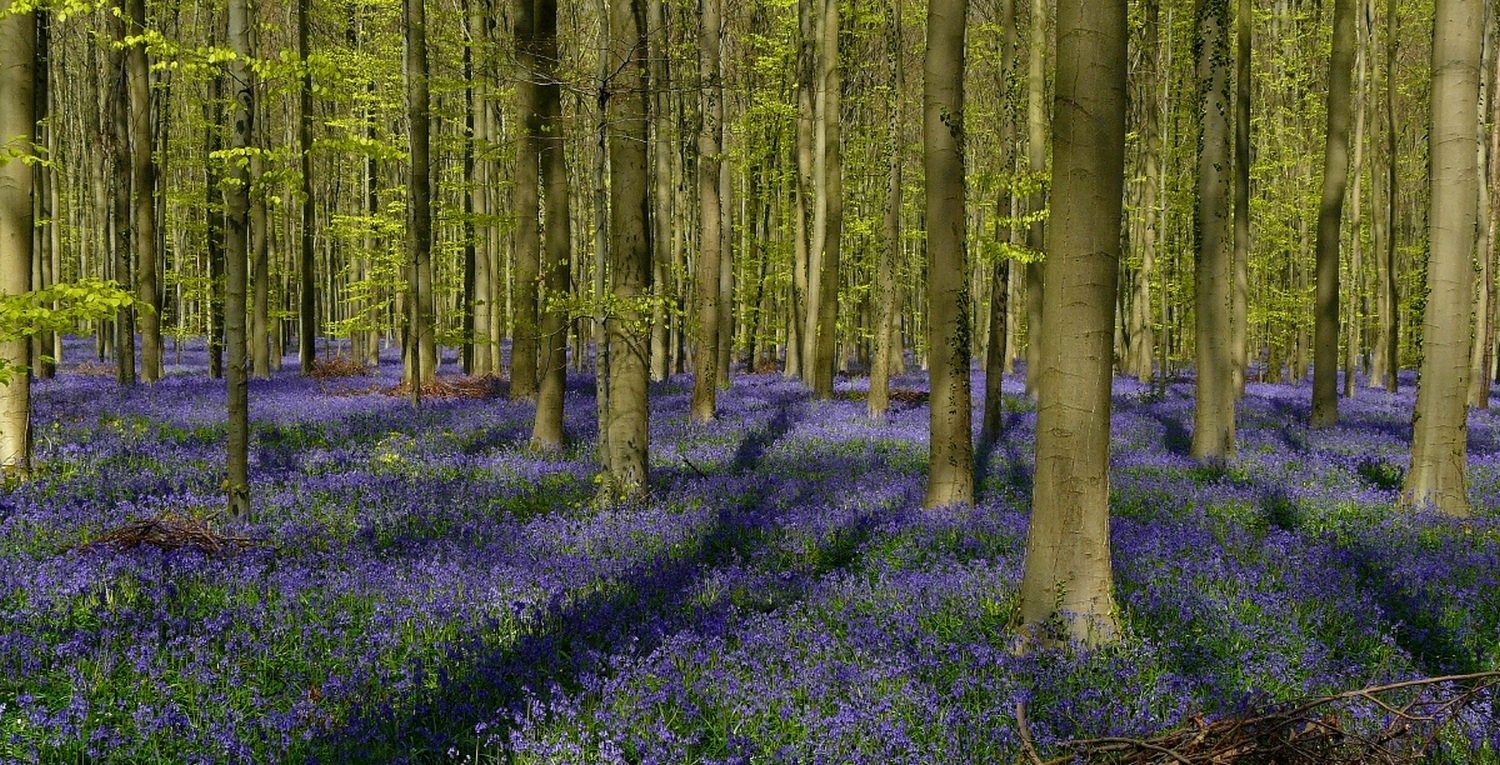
{"left": 833, "top": 387, "right": 928, "bottom": 404}
{"left": 382, "top": 375, "right": 508, "bottom": 399}
{"left": 66, "top": 512, "right": 260, "bottom": 556}
{"left": 307, "top": 357, "right": 371, "bottom": 378}
{"left": 1021, "top": 671, "right": 1500, "bottom": 765}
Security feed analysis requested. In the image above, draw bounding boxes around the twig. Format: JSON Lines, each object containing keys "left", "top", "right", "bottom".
{"left": 1016, "top": 701, "right": 1045, "bottom": 765}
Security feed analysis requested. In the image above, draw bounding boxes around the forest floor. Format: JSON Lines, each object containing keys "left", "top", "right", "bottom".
{"left": 1, "top": 339, "right": 1498, "bottom": 764}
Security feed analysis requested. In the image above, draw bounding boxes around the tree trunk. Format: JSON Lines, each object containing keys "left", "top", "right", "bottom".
{"left": 110, "top": 11, "right": 137, "bottom": 386}
{"left": 1345, "top": 2, "right": 1369, "bottom": 399}
{"left": 1130, "top": 0, "right": 1161, "bottom": 385}
{"left": 1311, "top": 0, "right": 1356, "bottom": 427}
{"left": 0, "top": 0, "right": 33, "bottom": 475}
{"left": 297, "top": 0, "right": 316, "bottom": 373}
{"left": 981, "top": 0, "right": 1016, "bottom": 441}
{"left": 224, "top": 0, "right": 252, "bottom": 522}
{"left": 126, "top": 0, "right": 161, "bottom": 383}
{"left": 870, "top": 0, "right": 904, "bottom": 421}
{"left": 1192, "top": 0, "right": 1235, "bottom": 460}
{"left": 511, "top": 0, "right": 540, "bottom": 399}
{"left": 600, "top": 0, "right": 653, "bottom": 501}
{"left": 788, "top": 0, "right": 813, "bottom": 381}
{"left": 648, "top": 0, "right": 672, "bottom": 382}
{"left": 1023, "top": 0, "right": 1046, "bottom": 396}
{"left": 1468, "top": 18, "right": 1496, "bottom": 408}
{"left": 1405, "top": 0, "right": 1482, "bottom": 516}
{"left": 924, "top": 0, "right": 973, "bottom": 509}
{"left": 806, "top": 0, "right": 841, "bottom": 399}
{"left": 1017, "top": 0, "right": 1126, "bottom": 648}
{"left": 531, "top": 0, "right": 571, "bottom": 450}
{"left": 1232, "top": 0, "right": 1250, "bottom": 396}
{"left": 691, "top": 0, "right": 724, "bottom": 422}
{"left": 404, "top": 0, "right": 436, "bottom": 399}
{"left": 1380, "top": 0, "right": 1399, "bottom": 391}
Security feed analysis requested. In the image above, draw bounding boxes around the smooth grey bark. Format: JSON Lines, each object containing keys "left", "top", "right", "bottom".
{"left": 1023, "top": 0, "right": 1046, "bottom": 396}
{"left": 1311, "top": 0, "right": 1356, "bottom": 427}
{"left": 531, "top": 0, "right": 571, "bottom": 450}
{"left": 870, "top": 0, "right": 904, "bottom": 421}
{"left": 125, "top": 0, "right": 160, "bottom": 383}
{"left": 511, "top": 0, "right": 540, "bottom": 400}
{"left": 404, "top": 0, "right": 436, "bottom": 400}
{"left": 224, "top": 0, "right": 252, "bottom": 522}
{"left": 1192, "top": 0, "right": 1235, "bottom": 460}
{"left": 1404, "top": 0, "right": 1482, "bottom": 516}
{"left": 1017, "top": 0, "right": 1126, "bottom": 648}
{"left": 600, "top": 0, "right": 653, "bottom": 501}
{"left": 297, "top": 0, "right": 316, "bottom": 373}
{"left": 0, "top": 0, "right": 33, "bottom": 474}
{"left": 1232, "top": 0, "right": 1249, "bottom": 396}
{"left": 691, "top": 0, "right": 724, "bottom": 422}
{"left": 981, "top": 0, "right": 1017, "bottom": 441}
{"left": 924, "top": 0, "right": 973, "bottom": 508}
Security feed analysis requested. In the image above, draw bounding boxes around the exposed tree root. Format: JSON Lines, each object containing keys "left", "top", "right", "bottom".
{"left": 1023, "top": 671, "right": 1500, "bottom": 764}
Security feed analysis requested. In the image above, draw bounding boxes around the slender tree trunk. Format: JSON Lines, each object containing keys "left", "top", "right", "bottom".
{"left": 1192, "top": 0, "right": 1235, "bottom": 459}
{"left": 811, "top": 0, "right": 842, "bottom": 399}
{"left": 788, "top": 0, "right": 813, "bottom": 381}
{"left": 1405, "top": 0, "right": 1482, "bottom": 516}
{"left": 297, "top": 0, "right": 316, "bottom": 373}
{"left": 531, "top": 0, "right": 571, "bottom": 450}
{"left": 512, "top": 0, "right": 541, "bottom": 399}
{"left": 125, "top": 0, "right": 161, "bottom": 383}
{"left": 647, "top": 0, "right": 669, "bottom": 382}
{"left": 404, "top": 0, "right": 436, "bottom": 400}
{"left": 1232, "top": 0, "right": 1250, "bottom": 395}
{"left": 600, "top": 0, "right": 652, "bottom": 501}
{"left": 1346, "top": 4, "right": 1369, "bottom": 399}
{"left": 1311, "top": 0, "right": 1356, "bottom": 427}
{"left": 109, "top": 11, "right": 136, "bottom": 386}
{"left": 690, "top": 0, "right": 724, "bottom": 422}
{"left": 1017, "top": 0, "right": 1126, "bottom": 648}
{"left": 981, "top": 0, "right": 1016, "bottom": 441}
{"left": 1023, "top": 0, "right": 1046, "bottom": 396}
{"left": 870, "top": 0, "right": 904, "bottom": 421}
{"left": 1381, "top": 0, "right": 1399, "bottom": 392}
{"left": 31, "top": 9, "right": 51, "bottom": 380}
{"left": 0, "top": 0, "right": 34, "bottom": 474}
{"left": 224, "top": 0, "right": 252, "bottom": 521}
{"left": 924, "top": 0, "right": 973, "bottom": 509}
{"left": 1131, "top": 0, "right": 1161, "bottom": 385}
{"left": 1468, "top": 19, "right": 1496, "bottom": 408}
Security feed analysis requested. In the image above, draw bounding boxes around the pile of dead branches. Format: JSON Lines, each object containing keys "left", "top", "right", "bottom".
{"left": 832, "top": 387, "right": 928, "bottom": 404}
{"left": 383, "top": 374, "right": 507, "bottom": 400}
{"left": 66, "top": 512, "right": 260, "bottom": 556}
{"left": 307, "top": 356, "right": 370, "bottom": 378}
{"left": 1021, "top": 671, "right": 1500, "bottom": 765}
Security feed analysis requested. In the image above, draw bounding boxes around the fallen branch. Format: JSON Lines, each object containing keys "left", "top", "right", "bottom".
{"left": 65, "top": 511, "right": 262, "bottom": 556}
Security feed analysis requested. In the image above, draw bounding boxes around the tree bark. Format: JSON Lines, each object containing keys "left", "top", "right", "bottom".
{"left": 1405, "top": 0, "right": 1482, "bottom": 516}
{"left": 531, "top": 0, "right": 571, "bottom": 450}
{"left": 109, "top": 10, "right": 136, "bottom": 386}
{"left": 125, "top": 0, "right": 161, "bottom": 383}
{"left": 512, "top": 0, "right": 541, "bottom": 399}
{"left": 1231, "top": 0, "right": 1249, "bottom": 396}
{"left": 224, "top": 0, "right": 252, "bottom": 522}
{"left": 806, "top": 0, "right": 841, "bottom": 399}
{"left": 691, "top": 0, "right": 724, "bottom": 422}
{"left": 924, "top": 0, "right": 973, "bottom": 508}
{"left": 1311, "top": 0, "right": 1356, "bottom": 427}
{"left": 1017, "top": 0, "right": 1126, "bottom": 648}
{"left": 981, "top": 0, "right": 1017, "bottom": 441}
{"left": 1192, "top": 0, "right": 1235, "bottom": 460}
{"left": 404, "top": 0, "right": 436, "bottom": 399}
{"left": 1023, "top": 0, "right": 1046, "bottom": 396}
{"left": 870, "top": 0, "right": 905, "bottom": 421}
{"left": 787, "top": 0, "right": 813, "bottom": 381}
{"left": 600, "top": 0, "right": 653, "bottom": 501}
{"left": 297, "top": 0, "right": 316, "bottom": 373}
{"left": 0, "top": 0, "right": 33, "bottom": 475}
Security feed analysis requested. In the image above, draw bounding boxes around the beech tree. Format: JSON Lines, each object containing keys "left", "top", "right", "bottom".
{"left": 600, "top": 0, "right": 653, "bottom": 500}
{"left": 690, "top": 0, "right": 724, "bottom": 423}
{"left": 404, "top": 0, "right": 436, "bottom": 398}
{"left": 0, "top": 0, "right": 33, "bottom": 475}
{"left": 1404, "top": 0, "right": 1482, "bottom": 517}
{"left": 1311, "top": 0, "right": 1355, "bottom": 427}
{"left": 1192, "top": 0, "right": 1235, "bottom": 460}
{"left": 1017, "top": 0, "right": 1127, "bottom": 648}
{"left": 224, "top": 0, "right": 253, "bottom": 521}
{"left": 125, "top": 0, "right": 161, "bottom": 383}
{"left": 530, "top": 0, "right": 571, "bottom": 450}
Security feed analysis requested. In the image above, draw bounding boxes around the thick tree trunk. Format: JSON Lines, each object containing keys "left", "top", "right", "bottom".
{"left": 924, "top": 0, "right": 974, "bottom": 508}
{"left": 1192, "top": 0, "right": 1235, "bottom": 460}
{"left": 297, "top": 0, "right": 316, "bottom": 373}
{"left": 0, "top": 1, "right": 34, "bottom": 474}
{"left": 690, "top": 0, "right": 724, "bottom": 422}
{"left": 1405, "top": 0, "right": 1482, "bottom": 516}
{"left": 224, "top": 0, "right": 252, "bottom": 522}
{"left": 1311, "top": 0, "right": 1356, "bottom": 427}
{"left": 870, "top": 0, "right": 904, "bottom": 421}
{"left": 511, "top": 0, "right": 540, "bottom": 399}
{"left": 404, "top": 0, "right": 436, "bottom": 399}
{"left": 600, "top": 0, "right": 653, "bottom": 501}
{"left": 126, "top": 0, "right": 161, "bottom": 383}
{"left": 531, "top": 0, "right": 571, "bottom": 450}
{"left": 1017, "top": 0, "right": 1126, "bottom": 648}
